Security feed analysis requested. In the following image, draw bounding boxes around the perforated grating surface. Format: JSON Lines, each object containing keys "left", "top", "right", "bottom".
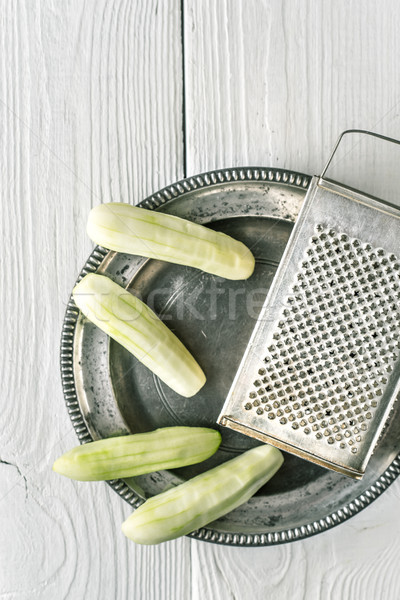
{"left": 243, "top": 224, "right": 400, "bottom": 455}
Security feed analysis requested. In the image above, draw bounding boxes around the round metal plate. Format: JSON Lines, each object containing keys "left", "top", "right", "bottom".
{"left": 60, "top": 167, "right": 400, "bottom": 546}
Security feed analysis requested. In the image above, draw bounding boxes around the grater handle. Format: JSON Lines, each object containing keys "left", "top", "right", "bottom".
{"left": 320, "top": 129, "right": 400, "bottom": 182}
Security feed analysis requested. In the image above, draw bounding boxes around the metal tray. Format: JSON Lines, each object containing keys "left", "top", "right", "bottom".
{"left": 60, "top": 167, "right": 400, "bottom": 546}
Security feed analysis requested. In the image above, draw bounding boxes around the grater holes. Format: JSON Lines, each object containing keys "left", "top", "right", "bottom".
{"left": 245, "top": 226, "right": 400, "bottom": 453}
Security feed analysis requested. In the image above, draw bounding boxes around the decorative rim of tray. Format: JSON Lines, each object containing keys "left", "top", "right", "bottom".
{"left": 60, "top": 166, "right": 400, "bottom": 546}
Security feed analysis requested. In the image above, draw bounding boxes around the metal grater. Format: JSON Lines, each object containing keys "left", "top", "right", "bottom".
{"left": 218, "top": 130, "right": 400, "bottom": 479}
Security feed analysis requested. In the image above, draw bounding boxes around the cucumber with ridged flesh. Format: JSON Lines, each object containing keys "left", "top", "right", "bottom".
{"left": 122, "top": 443, "right": 284, "bottom": 545}
{"left": 87, "top": 203, "right": 255, "bottom": 280}
{"left": 53, "top": 427, "right": 221, "bottom": 481}
{"left": 73, "top": 273, "right": 206, "bottom": 397}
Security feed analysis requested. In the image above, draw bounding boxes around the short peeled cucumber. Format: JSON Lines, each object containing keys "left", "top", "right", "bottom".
{"left": 122, "top": 443, "right": 284, "bottom": 545}
{"left": 73, "top": 273, "right": 206, "bottom": 397}
{"left": 52, "top": 427, "right": 221, "bottom": 481}
{"left": 87, "top": 203, "right": 255, "bottom": 280}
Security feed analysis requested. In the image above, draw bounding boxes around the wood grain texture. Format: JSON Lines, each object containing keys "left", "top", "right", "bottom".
{"left": 184, "top": 0, "right": 400, "bottom": 176}
{"left": 184, "top": 1, "right": 400, "bottom": 599}
{"left": 0, "top": 1, "right": 190, "bottom": 599}
{"left": 190, "top": 487, "right": 400, "bottom": 600}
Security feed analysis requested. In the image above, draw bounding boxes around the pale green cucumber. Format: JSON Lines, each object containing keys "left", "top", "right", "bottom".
{"left": 53, "top": 427, "right": 221, "bottom": 481}
{"left": 122, "top": 444, "right": 284, "bottom": 545}
{"left": 73, "top": 274, "right": 206, "bottom": 397}
{"left": 87, "top": 203, "right": 255, "bottom": 280}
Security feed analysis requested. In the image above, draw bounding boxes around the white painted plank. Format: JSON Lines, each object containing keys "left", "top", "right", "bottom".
{"left": 191, "top": 484, "right": 400, "bottom": 600}
{"left": 184, "top": 0, "right": 400, "bottom": 177}
{"left": 185, "top": 1, "right": 400, "bottom": 598}
{"left": 0, "top": 1, "right": 191, "bottom": 598}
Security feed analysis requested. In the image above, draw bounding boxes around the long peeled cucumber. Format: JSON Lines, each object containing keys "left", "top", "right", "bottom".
{"left": 73, "top": 274, "right": 206, "bottom": 397}
{"left": 87, "top": 203, "right": 255, "bottom": 280}
{"left": 53, "top": 427, "right": 221, "bottom": 481}
{"left": 122, "top": 444, "right": 283, "bottom": 545}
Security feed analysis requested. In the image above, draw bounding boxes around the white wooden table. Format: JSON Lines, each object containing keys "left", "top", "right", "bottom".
{"left": 2, "top": 1, "right": 400, "bottom": 598}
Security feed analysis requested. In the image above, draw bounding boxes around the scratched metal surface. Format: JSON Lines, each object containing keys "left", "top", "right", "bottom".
{"left": 65, "top": 169, "right": 400, "bottom": 545}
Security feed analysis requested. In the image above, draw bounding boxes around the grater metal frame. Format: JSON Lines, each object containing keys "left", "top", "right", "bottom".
{"left": 218, "top": 130, "right": 400, "bottom": 479}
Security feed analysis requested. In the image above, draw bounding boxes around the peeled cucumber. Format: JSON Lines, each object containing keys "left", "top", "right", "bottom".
{"left": 122, "top": 443, "right": 284, "bottom": 545}
{"left": 53, "top": 427, "right": 221, "bottom": 481}
{"left": 73, "top": 273, "right": 206, "bottom": 397}
{"left": 87, "top": 203, "right": 255, "bottom": 280}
